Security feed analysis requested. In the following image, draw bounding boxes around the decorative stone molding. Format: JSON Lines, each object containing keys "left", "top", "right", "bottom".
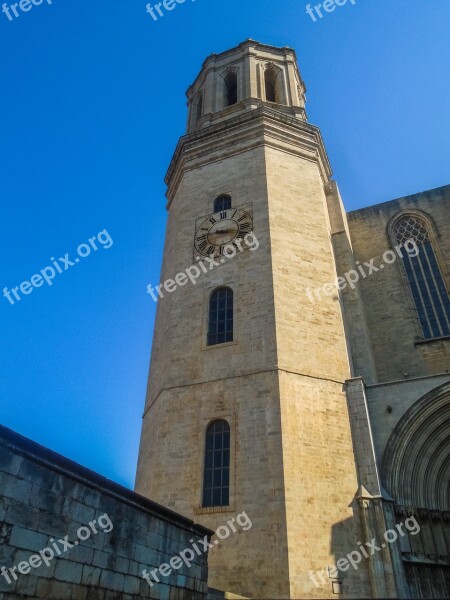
{"left": 381, "top": 381, "right": 450, "bottom": 511}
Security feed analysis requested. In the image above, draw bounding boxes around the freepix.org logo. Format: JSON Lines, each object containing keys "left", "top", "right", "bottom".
{"left": 306, "top": 0, "right": 357, "bottom": 22}
{"left": 1, "top": 514, "right": 113, "bottom": 585}
{"left": 142, "top": 511, "right": 252, "bottom": 587}
{"left": 1, "top": 0, "right": 53, "bottom": 22}
{"left": 3, "top": 229, "right": 113, "bottom": 306}
{"left": 147, "top": 232, "right": 259, "bottom": 302}
{"left": 305, "top": 238, "right": 419, "bottom": 304}
{"left": 145, "top": 0, "right": 196, "bottom": 22}
{"left": 309, "top": 516, "right": 421, "bottom": 587}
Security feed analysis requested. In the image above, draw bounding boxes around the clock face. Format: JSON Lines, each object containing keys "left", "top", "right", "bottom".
{"left": 194, "top": 206, "right": 253, "bottom": 258}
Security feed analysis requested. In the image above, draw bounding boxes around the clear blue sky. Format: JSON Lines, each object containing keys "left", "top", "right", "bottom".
{"left": 1, "top": 0, "right": 449, "bottom": 488}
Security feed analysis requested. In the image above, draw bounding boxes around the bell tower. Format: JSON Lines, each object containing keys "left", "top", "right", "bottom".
{"left": 185, "top": 38, "right": 307, "bottom": 134}
{"left": 136, "top": 40, "right": 371, "bottom": 599}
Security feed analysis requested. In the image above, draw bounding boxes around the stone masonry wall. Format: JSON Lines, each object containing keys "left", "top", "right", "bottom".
{"left": 347, "top": 185, "right": 450, "bottom": 382}
{"left": 0, "top": 425, "right": 211, "bottom": 600}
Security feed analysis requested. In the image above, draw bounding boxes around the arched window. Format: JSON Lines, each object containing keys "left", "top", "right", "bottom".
{"left": 207, "top": 287, "right": 233, "bottom": 346}
{"left": 214, "top": 194, "right": 232, "bottom": 213}
{"left": 195, "top": 93, "right": 203, "bottom": 123}
{"left": 203, "top": 420, "right": 230, "bottom": 507}
{"left": 394, "top": 215, "right": 450, "bottom": 339}
{"left": 224, "top": 72, "right": 237, "bottom": 107}
{"left": 264, "top": 68, "right": 277, "bottom": 102}
{"left": 264, "top": 67, "right": 286, "bottom": 104}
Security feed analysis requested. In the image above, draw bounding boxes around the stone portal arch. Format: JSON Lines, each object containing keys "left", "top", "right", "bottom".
{"left": 382, "top": 381, "right": 450, "bottom": 511}
{"left": 381, "top": 382, "right": 450, "bottom": 598}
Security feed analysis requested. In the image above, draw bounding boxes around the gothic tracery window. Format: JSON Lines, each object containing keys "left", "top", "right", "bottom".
{"left": 394, "top": 215, "right": 450, "bottom": 339}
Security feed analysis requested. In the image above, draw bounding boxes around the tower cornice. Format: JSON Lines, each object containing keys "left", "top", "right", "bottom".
{"left": 165, "top": 105, "right": 332, "bottom": 207}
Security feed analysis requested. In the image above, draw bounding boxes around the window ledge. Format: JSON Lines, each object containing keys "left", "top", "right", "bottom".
{"left": 415, "top": 334, "right": 450, "bottom": 346}
{"left": 203, "top": 339, "right": 237, "bottom": 351}
{"left": 193, "top": 504, "right": 236, "bottom": 516}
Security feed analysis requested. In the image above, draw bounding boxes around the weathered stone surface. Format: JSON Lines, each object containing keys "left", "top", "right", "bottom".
{"left": 136, "top": 39, "right": 450, "bottom": 600}
{"left": 135, "top": 40, "right": 368, "bottom": 600}
{"left": 0, "top": 425, "right": 211, "bottom": 599}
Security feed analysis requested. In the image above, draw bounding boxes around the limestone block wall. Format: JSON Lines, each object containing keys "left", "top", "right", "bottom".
{"left": 325, "top": 182, "right": 378, "bottom": 384}
{"left": 142, "top": 143, "right": 277, "bottom": 409}
{"left": 264, "top": 146, "right": 350, "bottom": 382}
{"left": 263, "top": 146, "right": 370, "bottom": 598}
{"left": 347, "top": 185, "right": 450, "bottom": 382}
{"left": 137, "top": 117, "right": 299, "bottom": 598}
{"left": 137, "top": 107, "right": 376, "bottom": 598}
{"left": 279, "top": 374, "right": 372, "bottom": 599}
{"left": 0, "top": 425, "right": 211, "bottom": 600}
{"left": 137, "top": 371, "right": 290, "bottom": 599}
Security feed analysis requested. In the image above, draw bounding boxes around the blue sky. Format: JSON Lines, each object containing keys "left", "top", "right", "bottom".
{"left": 1, "top": 0, "right": 449, "bottom": 488}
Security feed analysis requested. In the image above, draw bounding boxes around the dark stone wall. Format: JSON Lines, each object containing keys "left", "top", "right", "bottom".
{"left": 0, "top": 425, "right": 211, "bottom": 600}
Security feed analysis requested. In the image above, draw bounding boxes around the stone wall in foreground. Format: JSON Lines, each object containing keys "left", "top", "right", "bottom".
{"left": 0, "top": 425, "right": 211, "bottom": 600}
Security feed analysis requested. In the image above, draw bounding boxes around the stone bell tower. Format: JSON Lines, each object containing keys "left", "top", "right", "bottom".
{"left": 136, "top": 40, "right": 371, "bottom": 599}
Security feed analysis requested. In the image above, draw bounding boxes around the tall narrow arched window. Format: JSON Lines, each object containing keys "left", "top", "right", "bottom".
{"left": 224, "top": 72, "right": 237, "bottom": 106}
{"left": 207, "top": 287, "right": 233, "bottom": 346}
{"left": 214, "top": 194, "right": 232, "bottom": 213}
{"left": 203, "top": 420, "right": 230, "bottom": 507}
{"left": 264, "top": 68, "right": 277, "bottom": 102}
{"left": 195, "top": 93, "right": 203, "bottom": 123}
{"left": 394, "top": 215, "right": 450, "bottom": 339}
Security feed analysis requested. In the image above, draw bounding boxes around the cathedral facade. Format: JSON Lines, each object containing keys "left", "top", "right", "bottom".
{"left": 135, "top": 40, "right": 450, "bottom": 599}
